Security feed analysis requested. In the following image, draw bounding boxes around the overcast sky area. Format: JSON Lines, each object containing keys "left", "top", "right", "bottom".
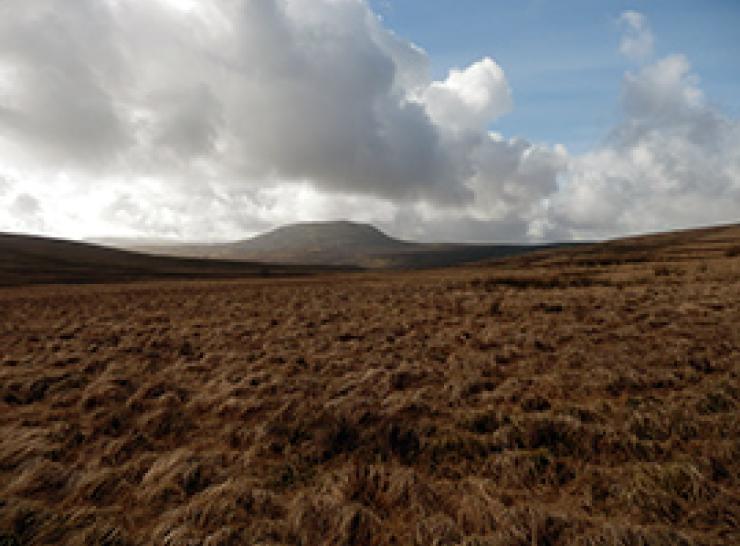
{"left": 1, "top": 0, "right": 739, "bottom": 243}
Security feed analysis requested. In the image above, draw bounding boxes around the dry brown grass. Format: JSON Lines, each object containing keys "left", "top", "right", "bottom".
{"left": 1, "top": 224, "right": 740, "bottom": 544}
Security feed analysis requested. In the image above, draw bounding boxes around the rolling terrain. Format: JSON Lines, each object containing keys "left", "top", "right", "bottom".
{"left": 99, "top": 221, "right": 560, "bottom": 269}
{"left": 1, "top": 224, "right": 739, "bottom": 545}
{"left": 0, "top": 233, "right": 352, "bottom": 287}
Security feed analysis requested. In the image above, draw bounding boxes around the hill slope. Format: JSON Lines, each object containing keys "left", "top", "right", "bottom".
{"left": 0, "top": 233, "right": 349, "bottom": 287}
{"left": 113, "top": 220, "right": 559, "bottom": 268}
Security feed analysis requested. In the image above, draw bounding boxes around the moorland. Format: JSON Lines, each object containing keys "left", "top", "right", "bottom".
{"left": 1, "top": 223, "right": 739, "bottom": 545}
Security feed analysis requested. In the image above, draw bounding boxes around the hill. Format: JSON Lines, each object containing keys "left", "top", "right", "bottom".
{"left": 0, "top": 233, "right": 350, "bottom": 287}
{"left": 110, "top": 220, "right": 560, "bottom": 268}
{"left": 236, "top": 220, "right": 410, "bottom": 254}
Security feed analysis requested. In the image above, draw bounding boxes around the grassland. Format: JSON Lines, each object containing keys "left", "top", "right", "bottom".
{"left": 1, "top": 224, "right": 739, "bottom": 545}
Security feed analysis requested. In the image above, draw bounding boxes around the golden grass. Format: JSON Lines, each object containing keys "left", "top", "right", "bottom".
{"left": 1, "top": 224, "right": 740, "bottom": 544}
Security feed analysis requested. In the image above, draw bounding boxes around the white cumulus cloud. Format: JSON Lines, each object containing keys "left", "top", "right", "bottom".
{"left": 548, "top": 54, "right": 740, "bottom": 239}
{"left": 419, "top": 57, "right": 512, "bottom": 133}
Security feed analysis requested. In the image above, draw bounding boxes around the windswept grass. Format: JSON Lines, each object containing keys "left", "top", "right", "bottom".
{"left": 1, "top": 223, "right": 739, "bottom": 544}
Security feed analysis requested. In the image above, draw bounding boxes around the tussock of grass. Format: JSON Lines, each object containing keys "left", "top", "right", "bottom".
{"left": 609, "top": 462, "right": 719, "bottom": 525}
{"left": 725, "top": 245, "right": 740, "bottom": 257}
{"left": 577, "top": 523, "right": 695, "bottom": 546}
{"left": 493, "top": 414, "right": 589, "bottom": 456}
{"left": 483, "top": 449, "right": 575, "bottom": 489}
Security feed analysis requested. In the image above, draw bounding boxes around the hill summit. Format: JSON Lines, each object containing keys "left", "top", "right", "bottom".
{"left": 235, "top": 221, "right": 409, "bottom": 254}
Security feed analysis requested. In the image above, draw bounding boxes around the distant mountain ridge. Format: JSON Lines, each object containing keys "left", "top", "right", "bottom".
{"left": 109, "top": 220, "right": 560, "bottom": 268}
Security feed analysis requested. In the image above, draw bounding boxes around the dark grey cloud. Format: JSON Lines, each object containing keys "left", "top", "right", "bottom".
{"left": 0, "top": 0, "right": 534, "bottom": 240}
{"left": 0, "top": 0, "right": 514, "bottom": 205}
{"left": 0, "top": 0, "right": 131, "bottom": 168}
{"left": 152, "top": 84, "right": 223, "bottom": 159}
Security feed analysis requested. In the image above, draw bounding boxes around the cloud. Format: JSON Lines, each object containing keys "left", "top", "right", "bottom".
{"left": 0, "top": 176, "right": 9, "bottom": 196}
{"left": 0, "top": 0, "right": 559, "bottom": 240}
{"left": 10, "top": 192, "right": 39, "bottom": 214}
{"left": 548, "top": 53, "right": 740, "bottom": 239}
{"left": 618, "top": 11, "right": 654, "bottom": 61}
{"left": 419, "top": 57, "right": 512, "bottom": 133}
{"left": 0, "top": 1, "right": 131, "bottom": 169}
{"left": 0, "top": 3, "right": 737, "bottom": 244}
{"left": 4, "top": 193, "right": 45, "bottom": 232}
{"left": 0, "top": 0, "right": 486, "bottom": 205}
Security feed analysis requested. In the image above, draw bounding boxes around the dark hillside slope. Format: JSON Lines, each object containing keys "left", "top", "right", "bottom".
{"left": 0, "top": 233, "right": 348, "bottom": 287}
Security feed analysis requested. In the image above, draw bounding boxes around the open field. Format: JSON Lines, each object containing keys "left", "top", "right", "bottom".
{"left": 1, "top": 224, "right": 739, "bottom": 545}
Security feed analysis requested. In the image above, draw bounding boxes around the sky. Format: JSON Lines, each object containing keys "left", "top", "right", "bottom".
{"left": 370, "top": 0, "right": 740, "bottom": 153}
{"left": 0, "top": 0, "right": 739, "bottom": 243}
